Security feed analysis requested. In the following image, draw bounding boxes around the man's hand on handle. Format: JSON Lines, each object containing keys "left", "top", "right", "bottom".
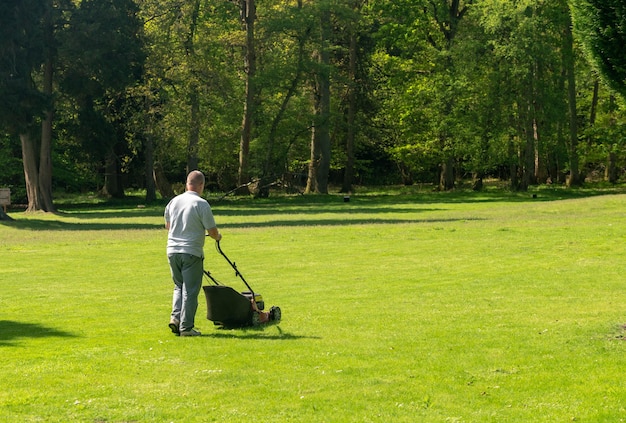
{"left": 207, "top": 227, "right": 222, "bottom": 241}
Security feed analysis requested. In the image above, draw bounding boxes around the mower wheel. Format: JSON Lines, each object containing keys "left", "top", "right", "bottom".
{"left": 251, "top": 312, "right": 262, "bottom": 326}
{"left": 270, "top": 306, "right": 281, "bottom": 322}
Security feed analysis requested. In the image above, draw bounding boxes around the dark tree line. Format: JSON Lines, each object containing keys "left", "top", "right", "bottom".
{"left": 1, "top": 0, "right": 626, "bottom": 214}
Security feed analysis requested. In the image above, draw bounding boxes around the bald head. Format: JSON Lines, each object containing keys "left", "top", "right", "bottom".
{"left": 186, "top": 170, "right": 205, "bottom": 193}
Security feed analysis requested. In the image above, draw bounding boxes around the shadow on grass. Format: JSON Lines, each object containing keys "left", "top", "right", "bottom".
{"left": 3, "top": 184, "right": 624, "bottom": 231}
{"left": 220, "top": 217, "right": 487, "bottom": 228}
{"left": 1, "top": 219, "right": 163, "bottom": 231}
{"left": 0, "top": 320, "right": 77, "bottom": 346}
{"left": 204, "top": 325, "right": 320, "bottom": 341}
{"left": 2, "top": 216, "right": 486, "bottom": 231}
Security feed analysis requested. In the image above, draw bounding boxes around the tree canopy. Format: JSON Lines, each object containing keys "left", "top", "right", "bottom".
{"left": 1, "top": 0, "right": 626, "bottom": 210}
{"left": 570, "top": 0, "right": 626, "bottom": 99}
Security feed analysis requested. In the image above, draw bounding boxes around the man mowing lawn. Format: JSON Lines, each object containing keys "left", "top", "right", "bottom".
{"left": 164, "top": 170, "right": 222, "bottom": 337}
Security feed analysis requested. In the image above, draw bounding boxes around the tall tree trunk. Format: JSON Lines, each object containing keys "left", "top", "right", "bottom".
{"left": 262, "top": 33, "right": 305, "bottom": 190}
{"left": 237, "top": 0, "right": 256, "bottom": 194}
{"left": 184, "top": 0, "right": 201, "bottom": 175}
{"left": 533, "top": 118, "right": 548, "bottom": 183}
{"left": 439, "top": 155, "right": 455, "bottom": 191}
{"left": 305, "top": 116, "right": 319, "bottom": 193}
{"left": 40, "top": 109, "right": 55, "bottom": 211}
{"left": 145, "top": 137, "right": 156, "bottom": 202}
{"left": 103, "top": 149, "right": 124, "bottom": 198}
{"left": 605, "top": 95, "right": 618, "bottom": 183}
{"left": 508, "top": 133, "right": 519, "bottom": 190}
{"left": 430, "top": 1, "right": 469, "bottom": 191}
{"left": 20, "top": 132, "right": 42, "bottom": 212}
{"left": 144, "top": 97, "right": 156, "bottom": 202}
{"left": 306, "top": 8, "right": 331, "bottom": 194}
{"left": 521, "top": 113, "right": 536, "bottom": 191}
{"left": 606, "top": 151, "right": 618, "bottom": 183}
{"left": 39, "top": 2, "right": 55, "bottom": 212}
{"left": 589, "top": 79, "right": 599, "bottom": 129}
{"left": 520, "top": 64, "right": 537, "bottom": 192}
{"left": 154, "top": 162, "right": 175, "bottom": 199}
{"left": 341, "top": 26, "right": 357, "bottom": 194}
{"left": 564, "top": 13, "right": 581, "bottom": 187}
{"left": 187, "top": 87, "right": 200, "bottom": 173}
{"left": 19, "top": 1, "right": 55, "bottom": 213}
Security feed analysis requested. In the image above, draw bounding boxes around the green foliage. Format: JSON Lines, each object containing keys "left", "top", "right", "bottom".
{"left": 570, "top": 0, "right": 626, "bottom": 99}
{"left": 5, "top": 0, "right": 626, "bottom": 202}
{"left": 140, "top": 0, "right": 242, "bottom": 183}
{"left": 0, "top": 0, "right": 50, "bottom": 133}
{"left": 388, "top": 142, "right": 440, "bottom": 180}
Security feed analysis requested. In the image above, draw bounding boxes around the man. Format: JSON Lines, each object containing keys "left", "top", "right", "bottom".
{"left": 164, "top": 170, "right": 222, "bottom": 336}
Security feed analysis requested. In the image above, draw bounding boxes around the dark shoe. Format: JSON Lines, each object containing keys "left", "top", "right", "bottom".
{"left": 169, "top": 318, "right": 180, "bottom": 335}
{"left": 180, "top": 329, "right": 202, "bottom": 337}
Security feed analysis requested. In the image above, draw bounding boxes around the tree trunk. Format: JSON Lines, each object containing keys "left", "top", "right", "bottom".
{"left": 305, "top": 120, "right": 319, "bottom": 193}
{"left": 187, "top": 86, "right": 200, "bottom": 174}
{"left": 430, "top": 1, "right": 468, "bottom": 192}
{"left": 39, "top": 2, "right": 55, "bottom": 212}
{"left": 603, "top": 95, "right": 618, "bottom": 183}
{"left": 154, "top": 162, "right": 175, "bottom": 199}
{"left": 564, "top": 13, "right": 581, "bottom": 187}
{"left": 305, "top": 8, "right": 331, "bottom": 194}
{"left": 183, "top": 0, "right": 201, "bottom": 175}
{"left": 341, "top": 25, "right": 357, "bottom": 194}
{"left": 520, "top": 83, "right": 537, "bottom": 192}
{"left": 144, "top": 96, "right": 156, "bottom": 202}
{"left": 589, "top": 79, "right": 599, "bottom": 129}
{"left": 534, "top": 118, "right": 549, "bottom": 183}
{"left": 144, "top": 133, "right": 156, "bottom": 202}
{"left": 103, "top": 149, "right": 124, "bottom": 198}
{"left": 472, "top": 172, "right": 483, "bottom": 191}
{"left": 508, "top": 135, "right": 519, "bottom": 190}
{"left": 262, "top": 34, "right": 305, "bottom": 186}
{"left": 439, "top": 155, "right": 455, "bottom": 191}
{"left": 18, "top": 1, "right": 55, "bottom": 214}
{"left": 40, "top": 110, "right": 55, "bottom": 212}
{"left": 605, "top": 151, "right": 618, "bottom": 183}
{"left": 521, "top": 118, "right": 535, "bottom": 191}
{"left": 237, "top": 0, "right": 256, "bottom": 195}
{"left": 20, "top": 132, "right": 43, "bottom": 212}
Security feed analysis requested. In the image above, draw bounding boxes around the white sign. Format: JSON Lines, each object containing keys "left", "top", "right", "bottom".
{"left": 0, "top": 188, "right": 10, "bottom": 206}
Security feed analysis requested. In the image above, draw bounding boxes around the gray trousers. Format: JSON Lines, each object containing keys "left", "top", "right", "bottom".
{"left": 168, "top": 253, "right": 204, "bottom": 332}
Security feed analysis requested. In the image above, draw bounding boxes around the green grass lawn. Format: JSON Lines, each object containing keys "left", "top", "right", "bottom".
{"left": 2, "top": 186, "right": 626, "bottom": 422}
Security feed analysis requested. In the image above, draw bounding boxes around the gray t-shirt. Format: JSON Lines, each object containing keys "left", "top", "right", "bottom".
{"left": 164, "top": 191, "right": 217, "bottom": 258}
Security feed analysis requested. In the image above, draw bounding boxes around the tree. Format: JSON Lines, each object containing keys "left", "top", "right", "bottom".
{"left": 570, "top": 0, "right": 626, "bottom": 99}
{"left": 0, "top": 0, "right": 54, "bottom": 212}
{"left": 562, "top": 4, "right": 581, "bottom": 186}
{"left": 237, "top": 0, "right": 257, "bottom": 193}
{"left": 470, "top": 0, "right": 580, "bottom": 190}
{"left": 305, "top": 1, "right": 332, "bottom": 194}
{"left": 368, "top": 0, "right": 474, "bottom": 191}
{"left": 335, "top": 0, "right": 374, "bottom": 193}
{"left": 183, "top": 0, "right": 202, "bottom": 175}
{"left": 59, "top": 0, "right": 145, "bottom": 198}
{"left": 252, "top": 0, "right": 310, "bottom": 196}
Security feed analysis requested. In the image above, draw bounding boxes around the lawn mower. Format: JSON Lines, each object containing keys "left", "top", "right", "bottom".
{"left": 202, "top": 240, "right": 281, "bottom": 328}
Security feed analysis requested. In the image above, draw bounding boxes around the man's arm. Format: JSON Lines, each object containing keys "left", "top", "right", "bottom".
{"left": 207, "top": 226, "right": 222, "bottom": 241}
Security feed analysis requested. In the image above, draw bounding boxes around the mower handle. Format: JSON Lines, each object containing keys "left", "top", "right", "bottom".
{"left": 214, "top": 240, "right": 255, "bottom": 297}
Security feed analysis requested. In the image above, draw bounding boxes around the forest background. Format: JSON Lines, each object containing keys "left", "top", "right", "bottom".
{"left": 1, "top": 0, "right": 626, "bottom": 213}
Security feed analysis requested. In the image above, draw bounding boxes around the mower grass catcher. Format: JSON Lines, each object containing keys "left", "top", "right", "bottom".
{"left": 203, "top": 241, "right": 281, "bottom": 328}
